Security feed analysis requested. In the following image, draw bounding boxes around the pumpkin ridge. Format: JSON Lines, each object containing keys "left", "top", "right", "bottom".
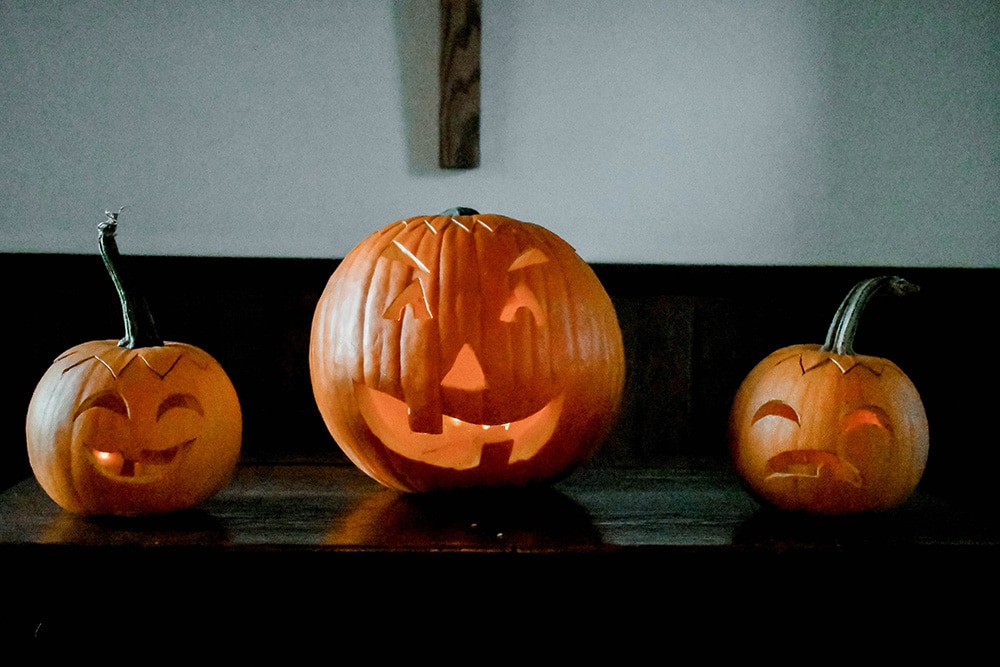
{"left": 362, "top": 222, "right": 412, "bottom": 390}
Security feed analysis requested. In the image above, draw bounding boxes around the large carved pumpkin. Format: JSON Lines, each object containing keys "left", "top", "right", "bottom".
{"left": 310, "top": 208, "right": 625, "bottom": 492}
{"left": 729, "top": 276, "right": 928, "bottom": 514}
{"left": 25, "top": 210, "right": 242, "bottom": 516}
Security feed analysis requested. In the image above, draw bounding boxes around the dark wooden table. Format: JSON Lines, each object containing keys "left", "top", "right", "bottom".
{"left": 3, "top": 459, "right": 998, "bottom": 646}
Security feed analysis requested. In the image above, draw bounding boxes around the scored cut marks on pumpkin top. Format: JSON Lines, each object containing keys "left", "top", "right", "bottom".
{"left": 56, "top": 341, "right": 211, "bottom": 379}
{"left": 798, "top": 350, "right": 886, "bottom": 376}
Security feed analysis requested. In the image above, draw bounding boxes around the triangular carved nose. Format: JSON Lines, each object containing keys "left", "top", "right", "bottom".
{"left": 441, "top": 343, "right": 486, "bottom": 391}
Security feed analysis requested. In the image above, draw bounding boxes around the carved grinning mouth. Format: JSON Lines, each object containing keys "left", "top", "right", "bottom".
{"left": 88, "top": 439, "right": 196, "bottom": 481}
{"left": 355, "top": 382, "right": 563, "bottom": 470}
{"left": 765, "top": 450, "right": 863, "bottom": 488}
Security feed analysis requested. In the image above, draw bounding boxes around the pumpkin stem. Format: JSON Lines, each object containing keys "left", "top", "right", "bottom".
{"left": 97, "top": 208, "right": 163, "bottom": 349}
{"left": 440, "top": 207, "right": 479, "bottom": 216}
{"left": 820, "top": 275, "right": 918, "bottom": 356}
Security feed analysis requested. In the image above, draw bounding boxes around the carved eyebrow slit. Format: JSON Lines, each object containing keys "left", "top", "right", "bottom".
{"left": 74, "top": 391, "right": 128, "bottom": 420}
{"left": 157, "top": 393, "right": 204, "bottom": 420}
{"left": 752, "top": 400, "right": 800, "bottom": 426}
{"left": 508, "top": 247, "right": 549, "bottom": 271}
{"left": 386, "top": 239, "right": 430, "bottom": 273}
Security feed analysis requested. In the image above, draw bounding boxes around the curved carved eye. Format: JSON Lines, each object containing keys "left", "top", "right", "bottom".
{"left": 74, "top": 391, "right": 128, "bottom": 420}
{"left": 157, "top": 393, "right": 204, "bottom": 420}
{"left": 751, "top": 400, "right": 800, "bottom": 426}
{"left": 842, "top": 407, "right": 891, "bottom": 433}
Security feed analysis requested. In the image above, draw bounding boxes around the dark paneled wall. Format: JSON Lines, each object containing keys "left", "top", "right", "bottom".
{"left": 5, "top": 254, "right": 996, "bottom": 508}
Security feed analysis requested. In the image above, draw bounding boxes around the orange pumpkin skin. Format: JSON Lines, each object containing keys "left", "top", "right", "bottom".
{"left": 26, "top": 340, "right": 242, "bottom": 516}
{"left": 729, "top": 345, "right": 928, "bottom": 514}
{"left": 728, "top": 277, "right": 928, "bottom": 514}
{"left": 310, "top": 210, "right": 625, "bottom": 492}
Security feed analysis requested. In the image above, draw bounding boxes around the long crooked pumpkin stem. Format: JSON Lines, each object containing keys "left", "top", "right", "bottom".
{"left": 820, "top": 275, "right": 918, "bottom": 356}
{"left": 97, "top": 208, "right": 163, "bottom": 349}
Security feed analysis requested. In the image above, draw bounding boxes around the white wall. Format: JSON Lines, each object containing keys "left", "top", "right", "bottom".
{"left": 2, "top": 0, "right": 997, "bottom": 266}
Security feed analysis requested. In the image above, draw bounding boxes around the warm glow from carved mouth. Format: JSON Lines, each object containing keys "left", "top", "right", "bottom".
{"left": 88, "top": 440, "right": 194, "bottom": 481}
{"left": 355, "top": 383, "right": 563, "bottom": 470}
{"left": 765, "top": 450, "right": 863, "bottom": 488}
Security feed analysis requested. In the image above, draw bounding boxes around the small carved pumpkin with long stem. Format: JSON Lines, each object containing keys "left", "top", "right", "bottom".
{"left": 26, "top": 209, "right": 242, "bottom": 516}
{"left": 729, "top": 276, "right": 928, "bottom": 514}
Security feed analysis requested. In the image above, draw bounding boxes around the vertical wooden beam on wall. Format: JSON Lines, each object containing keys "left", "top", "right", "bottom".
{"left": 439, "top": 0, "right": 481, "bottom": 169}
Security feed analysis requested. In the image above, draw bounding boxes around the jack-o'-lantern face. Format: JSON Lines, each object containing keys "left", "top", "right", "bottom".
{"left": 729, "top": 345, "right": 929, "bottom": 514}
{"left": 27, "top": 340, "right": 242, "bottom": 516}
{"left": 310, "top": 211, "right": 625, "bottom": 492}
{"left": 356, "top": 238, "right": 563, "bottom": 470}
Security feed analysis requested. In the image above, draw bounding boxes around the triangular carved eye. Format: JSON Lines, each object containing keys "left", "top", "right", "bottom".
{"left": 383, "top": 278, "right": 432, "bottom": 320}
{"left": 751, "top": 400, "right": 800, "bottom": 426}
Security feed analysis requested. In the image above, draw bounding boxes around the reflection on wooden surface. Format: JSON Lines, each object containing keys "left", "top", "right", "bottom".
{"left": 2, "top": 460, "right": 999, "bottom": 646}
{"left": 327, "top": 485, "right": 601, "bottom": 550}
{"left": 6, "top": 460, "right": 994, "bottom": 552}
{"left": 38, "top": 509, "right": 229, "bottom": 547}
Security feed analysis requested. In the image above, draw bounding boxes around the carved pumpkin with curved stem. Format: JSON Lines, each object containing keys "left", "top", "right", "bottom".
{"left": 26, "top": 210, "right": 242, "bottom": 516}
{"left": 309, "top": 208, "right": 625, "bottom": 492}
{"left": 729, "top": 276, "right": 928, "bottom": 514}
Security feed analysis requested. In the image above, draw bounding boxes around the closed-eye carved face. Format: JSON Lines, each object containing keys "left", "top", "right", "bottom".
{"left": 729, "top": 345, "right": 929, "bottom": 514}
{"left": 27, "top": 340, "right": 242, "bottom": 516}
{"left": 310, "top": 212, "right": 625, "bottom": 492}
{"left": 74, "top": 371, "right": 205, "bottom": 484}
